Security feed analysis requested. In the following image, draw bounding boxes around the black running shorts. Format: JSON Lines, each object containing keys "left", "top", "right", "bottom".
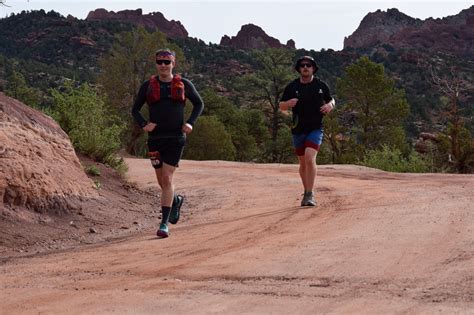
{"left": 147, "top": 136, "right": 186, "bottom": 169}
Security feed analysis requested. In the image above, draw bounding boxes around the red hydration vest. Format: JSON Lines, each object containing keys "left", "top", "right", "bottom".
{"left": 146, "top": 74, "right": 186, "bottom": 104}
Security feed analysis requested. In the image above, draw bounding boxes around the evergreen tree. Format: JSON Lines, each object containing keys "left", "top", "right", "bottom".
{"left": 184, "top": 115, "right": 236, "bottom": 161}
{"left": 430, "top": 66, "right": 473, "bottom": 173}
{"left": 5, "top": 70, "right": 42, "bottom": 108}
{"left": 200, "top": 88, "right": 267, "bottom": 161}
{"left": 237, "top": 48, "right": 295, "bottom": 162}
{"left": 262, "top": 126, "right": 295, "bottom": 163}
{"left": 336, "top": 56, "right": 410, "bottom": 158}
{"left": 320, "top": 107, "right": 361, "bottom": 164}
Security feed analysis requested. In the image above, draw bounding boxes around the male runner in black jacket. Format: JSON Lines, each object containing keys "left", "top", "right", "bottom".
{"left": 132, "top": 49, "right": 203, "bottom": 238}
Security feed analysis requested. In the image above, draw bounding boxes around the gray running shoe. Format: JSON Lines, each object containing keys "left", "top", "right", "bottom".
{"left": 305, "top": 191, "right": 316, "bottom": 207}
{"left": 301, "top": 192, "right": 309, "bottom": 206}
{"left": 301, "top": 191, "right": 316, "bottom": 207}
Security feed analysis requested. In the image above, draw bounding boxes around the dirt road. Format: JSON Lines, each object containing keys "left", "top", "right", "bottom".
{"left": 1, "top": 159, "right": 473, "bottom": 314}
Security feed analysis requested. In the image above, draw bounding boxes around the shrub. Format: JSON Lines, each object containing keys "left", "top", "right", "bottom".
{"left": 84, "top": 164, "right": 101, "bottom": 176}
{"left": 184, "top": 115, "right": 236, "bottom": 161}
{"left": 48, "top": 82, "right": 125, "bottom": 168}
{"left": 360, "top": 145, "right": 429, "bottom": 173}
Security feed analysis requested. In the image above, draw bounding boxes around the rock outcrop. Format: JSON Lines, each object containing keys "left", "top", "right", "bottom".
{"left": 0, "top": 93, "right": 98, "bottom": 215}
{"left": 86, "top": 8, "right": 188, "bottom": 39}
{"left": 415, "top": 132, "right": 441, "bottom": 154}
{"left": 344, "top": 9, "right": 422, "bottom": 49}
{"left": 220, "top": 24, "right": 295, "bottom": 50}
{"left": 344, "top": 6, "right": 474, "bottom": 57}
{"left": 70, "top": 36, "right": 95, "bottom": 46}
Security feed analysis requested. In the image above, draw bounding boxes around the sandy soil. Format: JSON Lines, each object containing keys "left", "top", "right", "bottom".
{"left": 1, "top": 158, "right": 473, "bottom": 314}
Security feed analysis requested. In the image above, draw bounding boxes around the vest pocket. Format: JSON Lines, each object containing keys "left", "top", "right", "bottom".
{"left": 171, "top": 81, "right": 185, "bottom": 102}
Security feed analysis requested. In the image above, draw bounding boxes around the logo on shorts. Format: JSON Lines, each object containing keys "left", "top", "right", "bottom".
{"left": 148, "top": 151, "right": 161, "bottom": 167}
{"left": 151, "top": 158, "right": 161, "bottom": 167}
{"left": 318, "top": 89, "right": 323, "bottom": 94}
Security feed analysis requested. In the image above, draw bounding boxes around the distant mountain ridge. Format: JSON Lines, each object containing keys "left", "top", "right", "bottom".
{"left": 220, "top": 24, "right": 295, "bottom": 50}
{"left": 0, "top": 7, "right": 472, "bottom": 137}
{"left": 86, "top": 8, "right": 188, "bottom": 39}
{"left": 85, "top": 9, "right": 293, "bottom": 50}
{"left": 344, "top": 6, "right": 474, "bottom": 57}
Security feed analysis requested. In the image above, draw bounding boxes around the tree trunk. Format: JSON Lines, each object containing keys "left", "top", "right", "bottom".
{"left": 271, "top": 105, "right": 279, "bottom": 162}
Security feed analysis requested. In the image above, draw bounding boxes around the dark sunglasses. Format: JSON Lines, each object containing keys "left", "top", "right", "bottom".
{"left": 156, "top": 59, "right": 172, "bottom": 65}
{"left": 299, "top": 63, "right": 313, "bottom": 68}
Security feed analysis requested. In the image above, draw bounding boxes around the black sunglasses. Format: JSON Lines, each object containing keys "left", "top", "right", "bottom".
{"left": 156, "top": 59, "right": 172, "bottom": 65}
{"left": 299, "top": 63, "right": 313, "bottom": 68}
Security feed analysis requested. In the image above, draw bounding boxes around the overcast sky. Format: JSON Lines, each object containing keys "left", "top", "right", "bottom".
{"left": 1, "top": 0, "right": 472, "bottom": 51}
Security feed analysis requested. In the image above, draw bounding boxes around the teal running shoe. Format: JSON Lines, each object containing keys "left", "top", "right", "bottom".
{"left": 156, "top": 223, "right": 169, "bottom": 238}
{"left": 169, "top": 194, "right": 184, "bottom": 225}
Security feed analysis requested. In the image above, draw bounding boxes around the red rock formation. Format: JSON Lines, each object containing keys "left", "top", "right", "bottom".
{"left": 344, "top": 8, "right": 421, "bottom": 48}
{"left": 415, "top": 132, "right": 441, "bottom": 153}
{"left": 344, "top": 6, "right": 474, "bottom": 57}
{"left": 86, "top": 8, "right": 188, "bottom": 39}
{"left": 70, "top": 36, "right": 95, "bottom": 46}
{"left": 420, "top": 132, "right": 440, "bottom": 142}
{"left": 0, "top": 93, "right": 98, "bottom": 214}
{"left": 220, "top": 24, "right": 295, "bottom": 49}
{"left": 286, "top": 39, "right": 296, "bottom": 49}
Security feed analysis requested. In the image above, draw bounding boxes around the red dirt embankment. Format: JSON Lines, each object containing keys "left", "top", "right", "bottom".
{"left": 0, "top": 93, "right": 158, "bottom": 257}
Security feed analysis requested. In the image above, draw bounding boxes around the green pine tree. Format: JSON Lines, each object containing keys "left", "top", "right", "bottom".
{"left": 184, "top": 115, "right": 236, "bottom": 161}
{"left": 337, "top": 56, "right": 410, "bottom": 158}
{"left": 237, "top": 48, "right": 295, "bottom": 162}
{"left": 5, "top": 70, "right": 42, "bottom": 108}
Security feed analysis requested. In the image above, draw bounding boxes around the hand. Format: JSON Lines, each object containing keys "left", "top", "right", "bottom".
{"left": 287, "top": 98, "right": 298, "bottom": 108}
{"left": 182, "top": 123, "right": 193, "bottom": 134}
{"left": 143, "top": 122, "right": 157, "bottom": 132}
{"left": 320, "top": 102, "right": 334, "bottom": 115}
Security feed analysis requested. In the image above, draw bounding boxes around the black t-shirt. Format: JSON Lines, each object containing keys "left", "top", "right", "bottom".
{"left": 281, "top": 77, "right": 332, "bottom": 134}
{"left": 132, "top": 77, "right": 204, "bottom": 138}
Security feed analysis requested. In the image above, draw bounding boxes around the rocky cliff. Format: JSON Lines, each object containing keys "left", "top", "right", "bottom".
{"left": 86, "top": 8, "right": 188, "bottom": 39}
{"left": 220, "top": 24, "right": 295, "bottom": 50}
{"left": 344, "top": 6, "right": 474, "bottom": 57}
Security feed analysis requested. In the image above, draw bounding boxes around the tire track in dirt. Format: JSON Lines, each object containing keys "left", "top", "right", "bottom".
{"left": 0, "top": 159, "right": 473, "bottom": 314}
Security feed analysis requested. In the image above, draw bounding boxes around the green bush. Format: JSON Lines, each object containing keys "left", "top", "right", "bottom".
{"left": 84, "top": 164, "right": 101, "bottom": 176}
{"left": 48, "top": 82, "right": 125, "bottom": 167}
{"left": 4, "top": 70, "right": 43, "bottom": 108}
{"left": 184, "top": 115, "right": 236, "bottom": 161}
{"left": 359, "top": 145, "right": 429, "bottom": 173}
{"left": 199, "top": 88, "right": 266, "bottom": 161}
{"left": 262, "top": 126, "right": 295, "bottom": 163}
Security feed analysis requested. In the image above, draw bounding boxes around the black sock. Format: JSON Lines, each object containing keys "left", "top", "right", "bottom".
{"left": 161, "top": 206, "right": 171, "bottom": 224}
